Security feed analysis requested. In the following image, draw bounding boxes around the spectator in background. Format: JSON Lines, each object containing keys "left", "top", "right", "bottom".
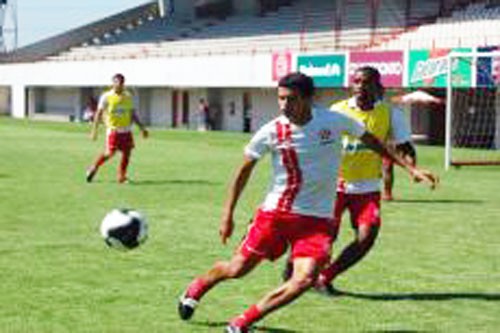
{"left": 82, "top": 96, "right": 98, "bottom": 122}
{"left": 228, "top": 101, "right": 236, "bottom": 116}
{"left": 198, "top": 98, "right": 210, "bottom": 131}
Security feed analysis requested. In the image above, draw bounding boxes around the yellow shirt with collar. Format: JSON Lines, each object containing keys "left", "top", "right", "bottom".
{"left": 100, "top": 89, "right": 135, "bottom": 130}
{"left": 331, "top": 98, "right": 391, "bottom": 182}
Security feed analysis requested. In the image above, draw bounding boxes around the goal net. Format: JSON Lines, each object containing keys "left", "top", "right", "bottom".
{"left": 445, "top": 51, "right": 500, "bottom": 169}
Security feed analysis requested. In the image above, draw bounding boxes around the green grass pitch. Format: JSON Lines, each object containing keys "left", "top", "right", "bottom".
{"left": 0, "top": 118, "right": 499, "bottom": 332}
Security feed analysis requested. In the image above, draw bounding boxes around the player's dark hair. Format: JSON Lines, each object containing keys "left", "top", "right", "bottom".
{"left": 113, "top": 73, "right": 125, "bottom": 83}
{"left": 278, "top": 72, "right": 315, "bottom": 98}
{"left": 355, "top": 66, "right": 385, "bottom": 98}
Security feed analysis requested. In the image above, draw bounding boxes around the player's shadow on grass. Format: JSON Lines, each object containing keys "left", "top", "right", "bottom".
{"left": 191, "top": 320, "right": 298, "bottom": 332}
{"left": 389, "top": 199, "right": 483, "bottom": 204}
{"left": 332, "top": 290, "right": 500, "bottom": 301}
{"left": 127, "top": 179, "right": 220, "bottom": 186}
{"left": 364, "top": 329, "right": 434, "bottom": 333}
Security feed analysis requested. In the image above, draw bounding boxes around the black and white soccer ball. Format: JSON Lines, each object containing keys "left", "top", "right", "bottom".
{"left": 100, "top": 209, "right": 148, "bottom": 250}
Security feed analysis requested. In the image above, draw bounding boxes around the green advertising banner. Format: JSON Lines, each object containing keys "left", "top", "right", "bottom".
{"left": 297, "top": 54, "right": 346, "bottom": 87}
{"left": 407, "top": 48, "right": 472, "bottom": 87}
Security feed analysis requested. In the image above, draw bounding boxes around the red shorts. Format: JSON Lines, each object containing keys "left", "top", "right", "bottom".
{"left": 106, "top": 131, "right": 134, "bottom": 153}
{"left": 333, "top": 191, "right": 381, "bottom": 231}
{"left": 238, "top": 209, "right": 335, "bottom": 265}
{"left": 382, "top": 156, "right": 394, "bottom": 167}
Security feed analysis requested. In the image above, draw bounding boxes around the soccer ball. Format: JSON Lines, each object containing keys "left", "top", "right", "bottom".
{"left": 100, "top": 209, "right": 148, "bottom": 250}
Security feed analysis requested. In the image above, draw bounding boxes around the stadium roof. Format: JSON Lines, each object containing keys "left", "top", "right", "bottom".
{"left": 0, "top": 1, "right": 158, "bottom": 64}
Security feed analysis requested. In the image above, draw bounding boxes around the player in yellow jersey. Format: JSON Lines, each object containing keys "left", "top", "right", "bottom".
{"left": 86, "top": 73, "right": 148, "bottom": 183}
{"left": 317, "top": 66, "right": 421, "bottom": 293}
{"left": 282, "top": 67, "right": 430, "bottom": 294}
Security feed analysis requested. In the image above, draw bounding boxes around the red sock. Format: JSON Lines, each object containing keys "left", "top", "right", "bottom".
{"left": 186, "top": 278, "right": 209, "bottom": 300}
{"left": 94, "top": 154, "right": 107, "bottom": 168}
{"left": 119, "top": 151, "right": 130, "bottom": 180}
{"left": 230, "top": 305, "right": 262, "bottom": 327}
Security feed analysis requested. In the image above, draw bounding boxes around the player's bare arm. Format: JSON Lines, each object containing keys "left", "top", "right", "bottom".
{"left": 132, "top": 111, "right": 149, "bottom": 138}
{"left": 90, "top": 108, "right": 104, "bottom": 140}
{"left": 360, "top": 132, "right": 438, "bottom": 189}
{"left": 220, "top": 157, "right": 258, "bottom": 245}
{"left": 395, "top": 141, "right": 422, "bottom": 182}
{"left": 396, "top": 141, "right": 417, "bottom": 166}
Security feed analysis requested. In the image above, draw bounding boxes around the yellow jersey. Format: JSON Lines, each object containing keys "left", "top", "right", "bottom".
{"left": 331, "top": 98, "right": 391, "bottom": 182}
{"left": 99, "top": 89, "right": 135, "bottom": 130}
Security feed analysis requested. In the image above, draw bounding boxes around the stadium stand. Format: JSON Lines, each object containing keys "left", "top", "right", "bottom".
{"left": 374, "top": 1, "right": 500, "bottom": 50}
{"left": 45, "top": 0, "right": 443, "bottom": 62}
{"left": 3, "top": 0, "right": 496, "bottom": 63}
{"left": 0, "top": 3, "right": 159, "bottom": 63}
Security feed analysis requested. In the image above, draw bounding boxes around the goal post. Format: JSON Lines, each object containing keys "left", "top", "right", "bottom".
{"left": 445, "top": 51, "right": 500, "bottom": 170}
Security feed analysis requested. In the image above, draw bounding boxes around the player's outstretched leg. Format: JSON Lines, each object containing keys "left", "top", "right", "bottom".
{"left": 87, "top": 152, "right": 113, "bottom": 183}
{"left": 178, "top": 291, "right": 199, "bottom": 320}
{"left": 318, "top": 224, "right": 379, "bottom": 294}
{"left": 86, "top": 154, "right": 105, "bottom": 182}
{"left": 283, "top": 256, "right": 342, "bottom": 296}
{"left": 313, "top": 273, "right": 344, "bottom": 296}
{"left": 382, "top": 159, "right": 394, "bottom": 201}
{"left": 225, "top": 321, "right": 255, "bottom": 333}
{"left": 86, "top": 167, "right": 97, "bottom": 183}
{"left": 178, "top": 253, "right": 261, "bottom": 321}
{"left": 225, "top": 257, "right": 318, "bottom": 332}
{"left": 118, "top": 150, "right": 131, "bottom": 183}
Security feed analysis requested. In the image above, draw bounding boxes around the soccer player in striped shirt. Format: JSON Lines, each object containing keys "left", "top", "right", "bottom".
{"left": 178, "top": 72, "right": 437, "bottom": 333}
{"left": 86, "top": 73, "right": 148, "bottom": 183}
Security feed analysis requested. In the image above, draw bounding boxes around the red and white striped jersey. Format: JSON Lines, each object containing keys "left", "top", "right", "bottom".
{"left": 245, "top": 106, "right": 365, "bottom": 218}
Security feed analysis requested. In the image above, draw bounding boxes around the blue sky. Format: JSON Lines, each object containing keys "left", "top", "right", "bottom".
{"left": 12, "top": 0, "right": 152, "bottom": 47}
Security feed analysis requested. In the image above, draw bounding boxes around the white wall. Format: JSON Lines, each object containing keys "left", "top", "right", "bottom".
{"left": 250, "top": 88, "right": 279, "bottom": 130}
{"left": 0, "top": 53, "right": 277, "bottom": 123}
{"left": 141, "top": 86, "right": 279, "bottom": 131}
{"left": 0, "top": 55, "right": 275, "bottom": 88}
{"left": 12, "top": 85, "right": 26, "bottom": 118}
{"left": 149, "top": 88, "right": 171, "bottom": 127}
{"left": 149, "top": 87, "right": 217, "bottom": 129}
{"left": 201, "top": 88, "right": 278, "bottom": 132}
{"left": 221, "top": 89, "right": 245, "bottom": 132}
{"left": 0, "top": 87, "right": 9, "bottom": 114}
{"left": 0, "top": 53, "right": 342, "bottom": 131}
{"left": 44, "top": 88, "right": 81, "bottom": 116}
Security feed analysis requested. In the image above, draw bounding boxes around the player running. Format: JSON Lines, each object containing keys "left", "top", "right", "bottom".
{"left": 177, "top": 72, "right": 437, "bottom": 333}
{"left": 285, "top": 66, "right": 422, "bottom": 294}
{"left": 86, "top": 73, "right": 148, "bottom": 183}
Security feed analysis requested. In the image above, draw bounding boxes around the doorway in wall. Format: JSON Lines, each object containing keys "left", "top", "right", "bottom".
{"left": 171, "top": 90, "right": 178, "bottom": 128}
{"left": 243, "top": 91, "right": 252, "bottom": 133}
{"left": 182, "top": 91, "right": 190, "bottom": 127}
{"left": 207, "top": 89, "right": 223, "bottom": 130}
